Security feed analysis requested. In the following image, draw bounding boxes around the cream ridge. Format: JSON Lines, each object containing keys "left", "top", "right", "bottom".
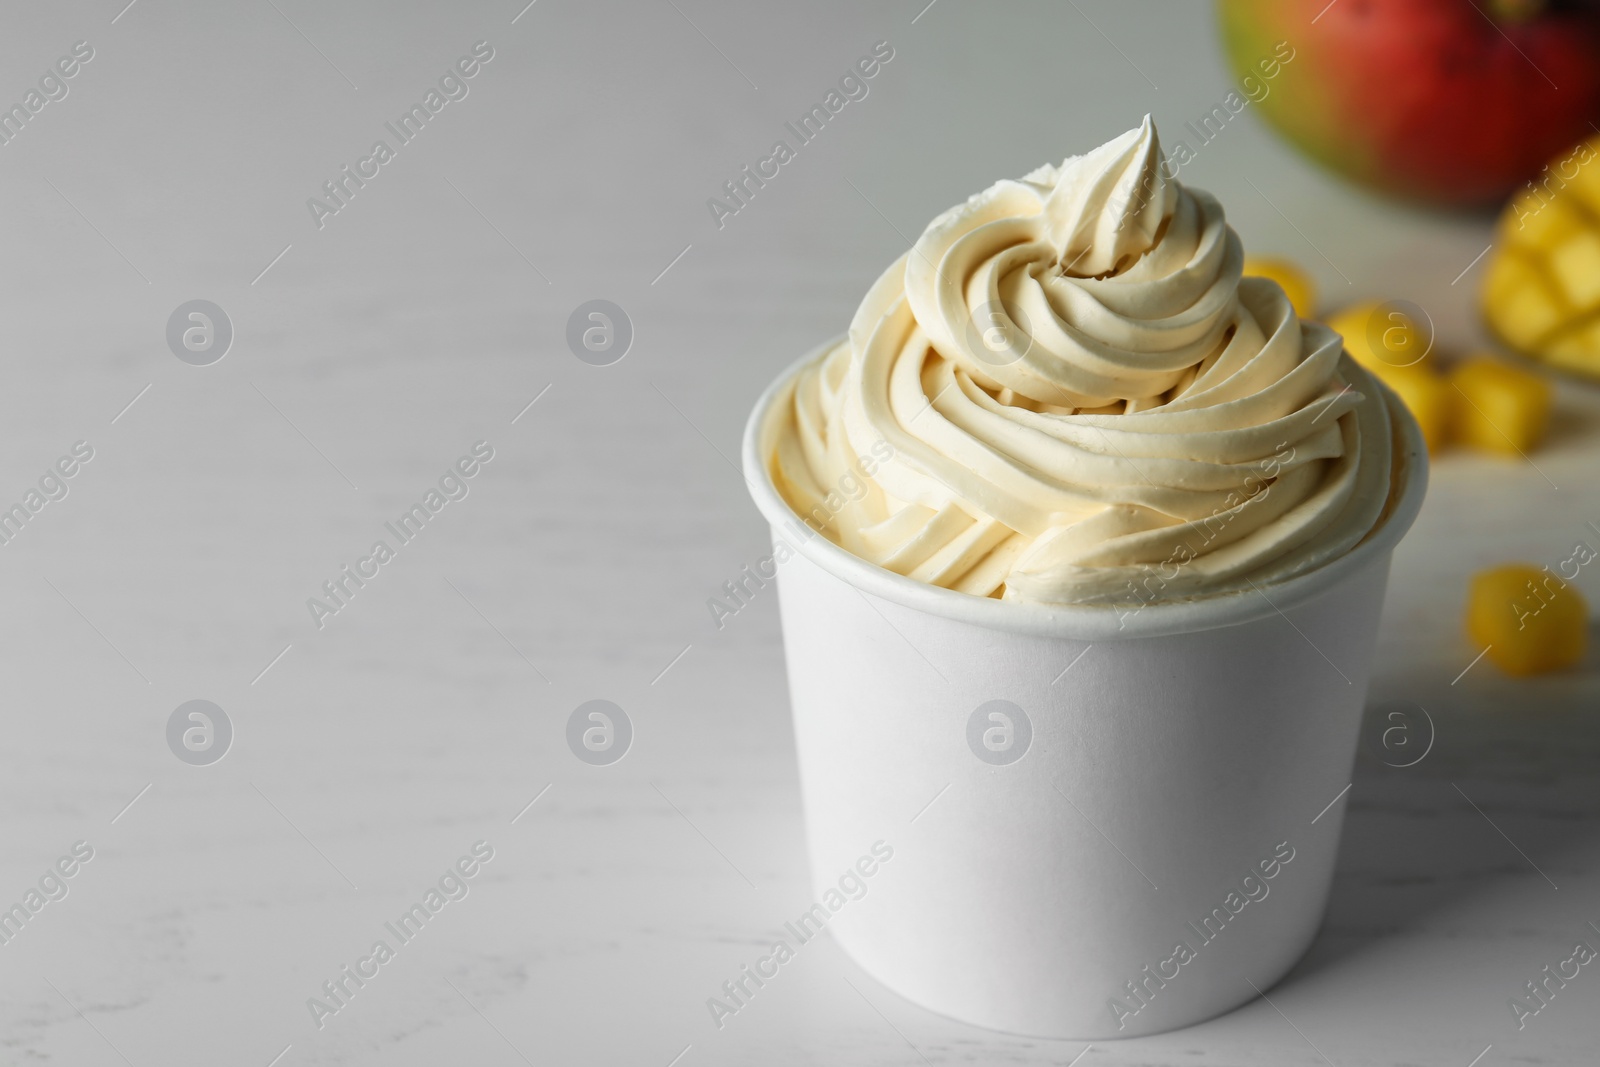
{"left": 766, "top": 116, "right": 1396, "bottom": 606}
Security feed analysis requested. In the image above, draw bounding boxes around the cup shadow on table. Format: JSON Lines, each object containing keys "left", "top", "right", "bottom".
{"left": 1286, "top": 633, "right": 1600, "bottom": 984}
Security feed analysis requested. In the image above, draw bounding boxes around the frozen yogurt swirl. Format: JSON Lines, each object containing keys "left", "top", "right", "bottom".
{"left": 768, "top": 117, "right": 1396, "bottom": 606}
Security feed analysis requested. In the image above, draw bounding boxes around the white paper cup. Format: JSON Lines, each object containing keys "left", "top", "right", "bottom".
{"left": 743, "top": 341, "right": 1428, "bottom": 1039}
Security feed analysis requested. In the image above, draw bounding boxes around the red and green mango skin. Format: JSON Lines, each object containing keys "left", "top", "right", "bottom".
{"left": 1217, "top": 0, "right": 1600, "bottom": 207}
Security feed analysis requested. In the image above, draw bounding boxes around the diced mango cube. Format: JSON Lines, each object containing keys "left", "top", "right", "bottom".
{"left": 1567, "top": 151, "right": 1600, "bottom": 215}
{"left": 1243, "top": 256, "right": 1317, "bottom": 319}
{"left": 1484, "top": 252, "right": 1567, "bottom": 351}
{"left": 1505, "top": 193, "right": 1587, "bottom": 251}
{"left": 1480, "top": 133, "right": 1600, "bottom": 380}
{"left": 1497, "top": 189, "right": 1541, "bottom": 243}
{"left": 1482, "top": 247, "right": 1530, "bottom": 304}
{"left": 1546, "top": 320, "right": 1600, "bottom": 376}
{"left": 1550, "top": 230, "right": 1600, "bottom": 312}
{"left": 1380, "top": 365, "right": 1452, "bottom": 453}
{"left": 1325, "top": 300, "right": 1431, "bottom": 375}
{"left": 1449, "top": 357, "right": 1553, "bottom": 455}
{"left": 1467, "top": 564, "right": 1587, "bottom": 676}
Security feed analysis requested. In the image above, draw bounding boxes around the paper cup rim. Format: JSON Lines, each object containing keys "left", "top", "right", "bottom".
{"left": 742, "top": 338, "right": 1429, "bottom": 641}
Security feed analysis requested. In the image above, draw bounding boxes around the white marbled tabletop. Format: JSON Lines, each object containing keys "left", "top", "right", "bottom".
{"left": 0, "top": 1, "right": 1596, "bottom": 1064}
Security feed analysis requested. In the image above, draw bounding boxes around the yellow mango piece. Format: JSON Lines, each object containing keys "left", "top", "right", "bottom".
{"left": 1482, "top": 247, "right": 1528, "bottom": 305}
{"left": 1549, "top": 230, "right": 1600, "bottom": 313}
{"left": 1505, "top": 193, "right": 1587, "bottom": 252}
{"left": 1449, "top": 357, "right": 1552, "bottom": 455}
{"left": 1243, "top": 256, "right": 1316, "bottom": 318}
{"left": 1484, "top": 252, "right": 1567, "bottom": 351}
{"left": 1467, "top": 564, "right": 1587, "bottom": 676}
{"left": 1497, "top": 189, "right": 1542, "bottom": 244}
{"left": 1480, "top": 132, "right": 1600, "bottom": 378}
{"left": 1380, "top": 365, "right": 1452, "bottom": 453}
{"left": 1566, "top": 149, "right": 1600, "bottom": 214}
{"left": 1325, "top": 300, "right": 1431, "bottom": 375}
{"left": 1546, "top": 320, "right": 1600, "bottom": 375}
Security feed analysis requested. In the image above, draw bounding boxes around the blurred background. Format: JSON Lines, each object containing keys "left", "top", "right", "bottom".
{"left": 0, "top": 0, "right": 1596, "bottom": 1063}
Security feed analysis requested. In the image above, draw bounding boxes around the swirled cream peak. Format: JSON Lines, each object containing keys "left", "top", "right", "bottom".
{"left": 767, "top": 118, "right": 1397, "bottom": 606}
{"left": 1042, "top": 116, "right": 1177, "bottom": 277}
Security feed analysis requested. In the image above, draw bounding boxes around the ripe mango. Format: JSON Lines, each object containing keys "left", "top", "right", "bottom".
{"left": 1481, "top": 134, "right": 1600, "bottom": 377}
